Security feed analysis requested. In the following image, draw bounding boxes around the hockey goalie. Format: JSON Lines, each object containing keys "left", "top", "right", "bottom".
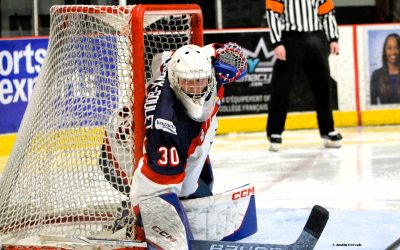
{"left": 100, "top": 42, "right": 255, "bottom": 249}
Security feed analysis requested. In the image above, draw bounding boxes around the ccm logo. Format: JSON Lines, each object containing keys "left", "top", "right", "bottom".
{"left": 232, "top": 187, "right": 255, "bottom": 200}
{"left": 152, "top": 226, "right": 177, "bottom": 242}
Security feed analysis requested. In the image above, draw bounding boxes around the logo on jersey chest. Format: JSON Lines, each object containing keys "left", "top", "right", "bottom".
{"left": 155, "top": 118, "right": 177, "bottom": 135}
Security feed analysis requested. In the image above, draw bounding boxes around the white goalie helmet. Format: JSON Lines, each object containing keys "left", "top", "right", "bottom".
{"left": 168, "top": 44, "right": 217, "bottom": 122}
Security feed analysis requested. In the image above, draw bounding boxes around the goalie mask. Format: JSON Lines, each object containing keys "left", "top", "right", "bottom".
{"left": 168, "top": 44, "right": 217, "bottom": 122}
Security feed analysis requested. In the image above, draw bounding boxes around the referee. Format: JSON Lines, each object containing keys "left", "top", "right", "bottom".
{"left": 265, "top": 0, "right": 342, "bottom": 151}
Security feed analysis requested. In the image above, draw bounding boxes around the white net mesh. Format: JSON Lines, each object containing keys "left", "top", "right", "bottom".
{"left": 0, "top": 5, "right": 197, "bottom": 244}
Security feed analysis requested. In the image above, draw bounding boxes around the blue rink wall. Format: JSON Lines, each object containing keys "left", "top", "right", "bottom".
{"left": 1, "top": 24, "right": 400, "bottom": 158}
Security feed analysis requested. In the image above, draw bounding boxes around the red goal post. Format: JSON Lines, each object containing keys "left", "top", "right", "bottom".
{"left": 0, "top": 4, "right": 203, "bottom": 248}
{"left": 131, "top": 4, "right": 203, "bottom": 165}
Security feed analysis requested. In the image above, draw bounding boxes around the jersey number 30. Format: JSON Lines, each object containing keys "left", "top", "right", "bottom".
{"left": 157, "top": 147, "right": 179, "bottom": 167}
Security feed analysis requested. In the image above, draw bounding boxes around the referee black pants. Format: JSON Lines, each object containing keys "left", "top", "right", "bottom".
{"left": 267, "top": 31, "right": 335, "bottom": 137}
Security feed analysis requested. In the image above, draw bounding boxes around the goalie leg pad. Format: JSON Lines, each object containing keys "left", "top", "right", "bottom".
{"left": 182, "top": 183, "right": 257, "bottom": 241}
{"left": 139, "top": 193, "right": 193, "bottom": 249}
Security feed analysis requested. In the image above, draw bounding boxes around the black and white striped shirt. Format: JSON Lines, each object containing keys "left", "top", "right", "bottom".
{"left": 265, "top": 0, "right": 339, "bottom": 46}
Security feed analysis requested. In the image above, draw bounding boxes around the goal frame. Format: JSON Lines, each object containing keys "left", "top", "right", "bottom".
{"left": 129, "top": 4, "right": 203, "bottom": 167}
{"left": 53, "top": 4, "right": 203, "bottom": 166}
{"left": 0, "top": 4, "right": 203, "bottom": 247}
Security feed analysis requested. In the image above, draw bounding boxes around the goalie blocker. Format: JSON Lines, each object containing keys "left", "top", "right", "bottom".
{"left": 139, "top": 184, "right": 257, "bottom": 249}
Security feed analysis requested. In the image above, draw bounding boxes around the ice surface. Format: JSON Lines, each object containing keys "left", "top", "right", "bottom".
{"left": 210, "top": 125, "right": 400, "bottom": 249}
{"left": 0, "top": 125, "right": 399, "bottom": 249}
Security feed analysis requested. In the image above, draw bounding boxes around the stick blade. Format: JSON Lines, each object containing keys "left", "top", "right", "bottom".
{"left": 304, "top": 205, "right": 329, "bottom": 239}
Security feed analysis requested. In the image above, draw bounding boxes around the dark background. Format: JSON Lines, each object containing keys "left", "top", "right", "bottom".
{"left": 2, "top": 0, "right": 397, "bottom": 37}
{"left": 125, "top": 0, "right": 397, "bottom": 28}
{"left": 67, "top": 0, "right": 399, "bottom": 28}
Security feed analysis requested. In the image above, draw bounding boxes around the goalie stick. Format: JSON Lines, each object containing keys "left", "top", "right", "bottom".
{"left": 191, "top": 205, "right": 329, "bottom": 250}
{"left": 38, "top": 205, "right": 328, "bottom": 250}
{"left": 385, "top": 236, "right": 400, "bottom": 250}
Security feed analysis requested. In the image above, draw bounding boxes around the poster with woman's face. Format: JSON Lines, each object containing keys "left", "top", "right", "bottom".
{"left": 368, "top": 29, "right": 400, "bottom": 77}
{"left": 367, "top": 28, "right": 400, "bottom": 106}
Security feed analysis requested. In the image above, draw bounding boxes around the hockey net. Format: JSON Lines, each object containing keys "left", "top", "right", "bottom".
{"left": 0, "top": 4, "right": 202, "bottom": 247}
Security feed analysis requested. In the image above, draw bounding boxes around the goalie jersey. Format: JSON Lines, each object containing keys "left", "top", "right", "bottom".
{"left": 130, "top": 49, "right": 225, "bottom": 206}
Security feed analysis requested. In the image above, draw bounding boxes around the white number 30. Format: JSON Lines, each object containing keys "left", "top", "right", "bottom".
{"left": 157, "top": 147, "right": 179, "bottom": 167}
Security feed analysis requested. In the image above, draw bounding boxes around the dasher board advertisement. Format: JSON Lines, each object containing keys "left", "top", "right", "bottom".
{"left": 204, "top": 30, "right": 338, "bottom": 116}
{"left": 0, "top": 37, "right": 48, "bottom": 134}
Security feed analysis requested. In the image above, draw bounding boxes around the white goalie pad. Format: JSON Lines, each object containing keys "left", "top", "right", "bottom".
{"left": 182, "top": 183, "right": 257, "bottom": 241}
{"left": 139, "top": 193, "right": 193, "bottom": 250}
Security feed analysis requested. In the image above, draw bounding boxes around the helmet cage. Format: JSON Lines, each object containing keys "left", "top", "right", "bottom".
{"left": 172, "top": 70, "right": 216, "bottom": 104}
{"left": 167, "top": 44, "right": 217, "bottom": 122}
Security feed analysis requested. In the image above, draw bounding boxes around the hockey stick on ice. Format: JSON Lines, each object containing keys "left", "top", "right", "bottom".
{"left": 39, "top": 205, "right": 328, "bottom": 250}
{"left": 191, "top": 205, "right": 329, "bottom": 250}
{"left": 385, "top": 236, "right": 400, "bottom": 250}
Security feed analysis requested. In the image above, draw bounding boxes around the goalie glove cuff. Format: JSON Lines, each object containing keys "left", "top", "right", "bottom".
{"left": 213, "top": 59, "right": 247, "bottom": 84}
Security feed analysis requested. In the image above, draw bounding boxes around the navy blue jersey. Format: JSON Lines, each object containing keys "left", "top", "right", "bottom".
{"left": 131, "top": 58, "right": 224, "bottom": 204}
{"left": 144, "top": 72, "right": 203, "bottom": 178}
